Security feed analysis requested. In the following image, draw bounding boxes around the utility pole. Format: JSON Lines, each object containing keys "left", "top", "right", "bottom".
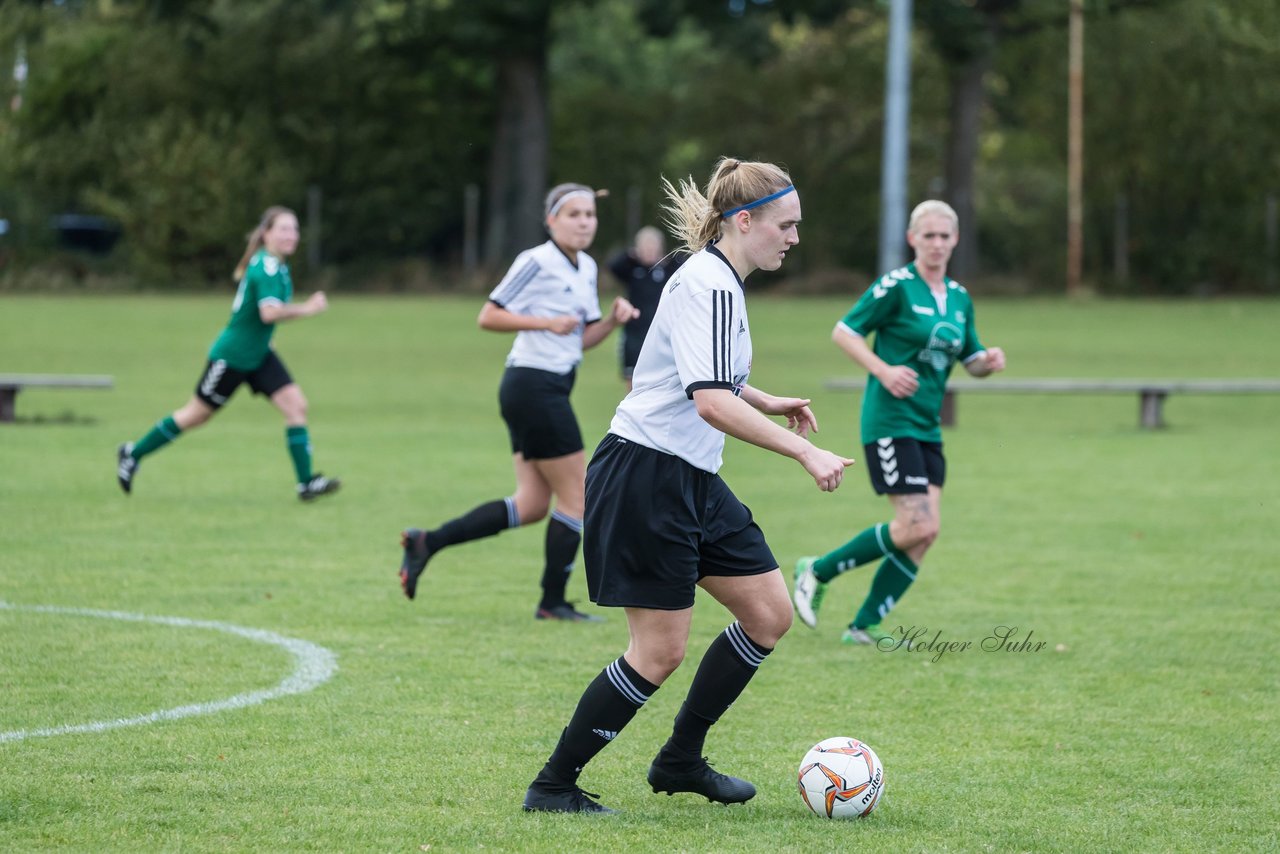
{"left": 1067, "top": 0, "right": 1085, "bottom": 295}
{"left": 11, "top": 41, "right": 26, "bottom": 112}
{"left": 878, "top": 0, "right": 913, "bottom": 273}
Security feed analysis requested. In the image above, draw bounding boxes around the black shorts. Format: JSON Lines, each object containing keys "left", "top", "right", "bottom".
{"left": 584, "top": 433, "right": 777, "bottom": 610}
{"left": 194, "top": 351, "right": 293, "bottom": 409}
{"left": 498, "top": 366, "right": 584, "bottom": 460}
{"left": 864, "top": 437, "right": 946, "bottom": 495}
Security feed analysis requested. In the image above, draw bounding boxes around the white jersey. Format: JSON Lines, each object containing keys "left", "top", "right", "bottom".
{"left": 609, "top": 244, "right": 752, "bottom": 473}
{"left": 489, "top": 240, "right": 603, "bottom": 374}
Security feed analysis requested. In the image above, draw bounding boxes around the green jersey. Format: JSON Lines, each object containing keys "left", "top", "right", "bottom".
{"left": 839, "top": 263, "right": 984, "bottom": 444}
{"left": 209, "top": 249, "right": 292, "bottom": 371}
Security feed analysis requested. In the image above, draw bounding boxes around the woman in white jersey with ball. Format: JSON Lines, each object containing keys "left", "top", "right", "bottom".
{"left": 398, "top": 183, "right": 637, "bottom": 622}
{"left": 523, "top": 158, "right": 854, "bottom": 814}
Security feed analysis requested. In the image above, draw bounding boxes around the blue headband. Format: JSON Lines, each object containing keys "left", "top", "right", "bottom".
{"left": 720, "top": 185, "right": 795, "bottom": 218}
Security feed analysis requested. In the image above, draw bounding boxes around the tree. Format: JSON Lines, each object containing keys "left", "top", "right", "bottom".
{"left": 0, "top": 0, "right": 494, "bottom": 279}
{"left": 916, "top": 0, "right": 1174, "bottom": 282}
{"left": 473, "top": 0, "right": 554, "bottom": 266}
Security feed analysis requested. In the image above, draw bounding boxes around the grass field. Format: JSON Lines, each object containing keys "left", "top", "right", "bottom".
{"left": 2, "top": 293, "right": 1278, "bottom": 852}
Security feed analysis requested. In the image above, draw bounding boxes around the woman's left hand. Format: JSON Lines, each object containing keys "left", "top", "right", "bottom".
{"left": 611, "top": 297, "right": 640, "bottom": 325}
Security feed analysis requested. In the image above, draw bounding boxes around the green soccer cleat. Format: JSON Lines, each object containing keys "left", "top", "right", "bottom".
{"left": 792, "top": 556, "right": 827, "bottom": 629}
{"left": 841, "top": 623, "right": 894, "bottom": 646}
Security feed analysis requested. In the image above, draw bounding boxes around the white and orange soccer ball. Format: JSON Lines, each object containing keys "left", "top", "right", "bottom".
{"left": 797, "top": 736, "right": 885, "bottom": 819}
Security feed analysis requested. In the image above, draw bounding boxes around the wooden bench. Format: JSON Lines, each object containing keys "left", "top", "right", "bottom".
{"left": 0, "top": 374, "right": 114, "bottom": 422}
{"left": 823, "top": 378, "right": 1280, "bottom": 429}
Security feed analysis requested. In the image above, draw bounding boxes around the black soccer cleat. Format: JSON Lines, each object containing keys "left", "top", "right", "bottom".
{"left": 647, "top": 748, "right": 757, "bottom": 804}
{"left": 535, "top": 602, "right": 605, "bottom": 623}
{"left": 522, "top": 781, "right": 616, "bottom": 814}
{"left": 399, "top": 528, "right": 433, "bottom": 600}
{"left": 298, "top": 473, "right": 341, "bottom": 502}
{"left": 117, "top": 442, "right": 139, "bottom": 495}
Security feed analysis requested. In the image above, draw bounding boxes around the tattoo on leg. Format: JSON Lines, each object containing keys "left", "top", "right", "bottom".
{"left": 903, "top": 494, "right": 933, "bottom": 527}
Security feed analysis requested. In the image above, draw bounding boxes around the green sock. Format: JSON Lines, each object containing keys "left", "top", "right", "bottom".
{"left": 132, "top": 415, "right": 181, "bottom": 459}
{"left": 286, "top": 425, "right": 312, "bottom": 484}
{"left": 813, "top": 522, "right": 897, "bottom": 582}
{"left": 853, "top": 551, "right": 919, "bottom": 629}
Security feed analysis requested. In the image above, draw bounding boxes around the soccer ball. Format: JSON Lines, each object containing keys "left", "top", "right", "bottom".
{"left": 797, "top": 736, "right": 885, "bottom": 819}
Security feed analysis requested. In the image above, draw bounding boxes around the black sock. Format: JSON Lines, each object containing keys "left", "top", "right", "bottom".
{"left": 426, "top": 498, "right": 518, "bottom": 553}
{"left": 539, "top": 511, "right": 582, "bottom": 609}
{"left": 539, "top": 656, "right": 658, "bottom": 785}
{"left": 666, "top": 622, "right": 772, "bottom": 759}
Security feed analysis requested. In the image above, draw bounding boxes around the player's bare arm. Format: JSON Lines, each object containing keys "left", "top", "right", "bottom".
{"left": 582, "top": 297, "right": 639, "bottom": 349}
{"left": 259, "top": 291, "right": 327, "bottom": 324}
{"left": 739, "top": 385, "right": 818, "bottom": 436}
{"left": 478, "top": 301, "right": 577, "bottom": 335}
{"left": 692, "top": 388, "right": 852, "bottom": 491}
{"left": 833, "top": 324, "right": 918, "bottom": 398}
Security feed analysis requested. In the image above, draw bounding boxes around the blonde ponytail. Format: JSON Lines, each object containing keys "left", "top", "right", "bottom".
{"left": 661, "top": 157, "right": 793, "bottom": 256}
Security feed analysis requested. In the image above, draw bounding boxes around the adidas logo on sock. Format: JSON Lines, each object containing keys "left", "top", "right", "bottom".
{"left": 592, "top": 728, "right": 618, "bottom": 741}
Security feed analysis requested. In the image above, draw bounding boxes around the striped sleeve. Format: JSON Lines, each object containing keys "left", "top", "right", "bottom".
{"left": 673, "top": 286, "right": 737, "bottom": 398}
{"left": 489, "top": 256, "right": 542, "bottom": 309}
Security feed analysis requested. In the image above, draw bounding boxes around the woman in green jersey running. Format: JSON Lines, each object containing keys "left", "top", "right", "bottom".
{"left": 792, "top": 200, "right": 1005, "bottom": 645}
{"left": 116, "top": 206, "right": 341, "bottom": 502}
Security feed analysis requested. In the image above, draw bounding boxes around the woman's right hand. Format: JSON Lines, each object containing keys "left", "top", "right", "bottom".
{"left": 877, "top": 364, "right": 919, "bottom": 398}
{"left": 544, "top": 314, "right": 580, "bottom": 335}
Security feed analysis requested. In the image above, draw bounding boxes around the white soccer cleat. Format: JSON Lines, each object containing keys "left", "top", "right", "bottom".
{"left": 792, "top": 556, "right": 827, "bottom": 629}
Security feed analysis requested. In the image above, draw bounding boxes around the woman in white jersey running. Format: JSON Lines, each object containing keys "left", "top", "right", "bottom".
{"left": 398, "top": 183, "right": 637, "bottom": 622}
{"left": 523, "top": 158, "right": 855, "bottom": 814}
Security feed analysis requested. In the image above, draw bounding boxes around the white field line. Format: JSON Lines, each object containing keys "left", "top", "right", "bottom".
{"left": 0, "top": 601, "right": 338, "bottom": 744}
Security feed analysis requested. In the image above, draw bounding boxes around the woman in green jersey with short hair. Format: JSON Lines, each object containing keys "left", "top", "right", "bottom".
{"left": 116, "top": 205, "right": 341, "bottom": 502}
{"left": 792, "top": 200, "right": 1006, "bottom": 645}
